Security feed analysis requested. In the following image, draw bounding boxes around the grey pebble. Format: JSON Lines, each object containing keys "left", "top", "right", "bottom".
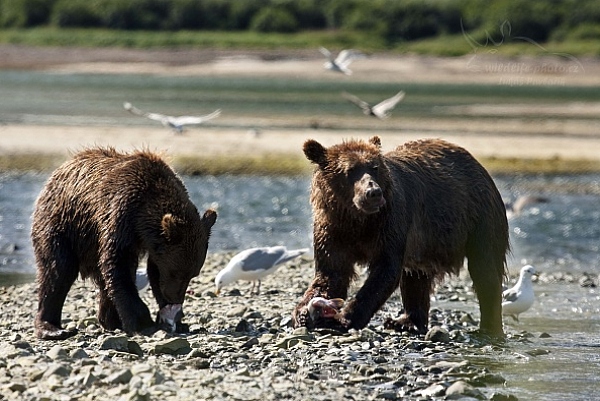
{"left": 154, "top": 338, "right": 192, "bottom": 355}
{"left": 424, "top": 326, "right": 450, "bottom": 343}
{"left": 106, "top": 368, "right": 133, "bottom": 384}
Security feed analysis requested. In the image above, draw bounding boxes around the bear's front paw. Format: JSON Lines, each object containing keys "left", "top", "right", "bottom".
{"left": 383, "top": 315, "right": 426, "bottom": 334}
{"left": 120, "top": 305, "right": 154, "bottom": 335}
{"left": 35, "top": 321, "right": 78, "bottom": 340}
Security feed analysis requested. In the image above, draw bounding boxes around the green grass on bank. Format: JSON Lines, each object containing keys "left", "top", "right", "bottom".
{"left": 0, "top": 28, "right": 388, "bottom": 52}
{"left": 3, "top": 152, "right": 600, "bottom": 176}
{"left": 173, "top": 154, "right": 312, "bottom": 176}
{"left": 1, "top": 27, "right": 600, "bottom": 57}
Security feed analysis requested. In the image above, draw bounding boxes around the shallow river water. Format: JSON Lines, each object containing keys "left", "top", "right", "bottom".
{"left": 2, "top": 172, "right": 598, "bottom": 277}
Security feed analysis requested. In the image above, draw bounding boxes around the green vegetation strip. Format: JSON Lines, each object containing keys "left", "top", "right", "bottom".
{"left": 0, "top": 28, "right": 387, "bottom": 52}
{"left": 0, "top": 28, "right": 599, "bottom": 57}
{"left": 481, "top": 157, "right": 600, "bottom": 175}
{"left": 172, "top": 154, "right": 312, "bottom": 176}
{"left": 2, "top": 152, "right": 600, "bottom": 176}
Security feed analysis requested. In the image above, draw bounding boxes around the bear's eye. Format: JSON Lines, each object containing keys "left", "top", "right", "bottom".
{"left": 346, "top": 166, "right": 357, "bottom": 177}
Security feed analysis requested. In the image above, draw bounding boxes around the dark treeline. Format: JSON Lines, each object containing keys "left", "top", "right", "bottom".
{"left": 1, "top": 0, "right": 599, "bottom": 44}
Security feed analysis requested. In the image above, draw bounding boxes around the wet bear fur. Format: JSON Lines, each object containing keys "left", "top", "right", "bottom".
{"left": 31, "top": 147, "right": 217, "bottom": 340}
{"left": 293, "top": 136, "right": 509, "bottom": 337}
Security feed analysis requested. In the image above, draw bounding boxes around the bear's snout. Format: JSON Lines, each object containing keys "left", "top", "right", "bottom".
{"left": 353, "top": 176, "right": 386, "bottom": 214}
{"left": 366, "top": 185, "right": 382, "bottom": 200}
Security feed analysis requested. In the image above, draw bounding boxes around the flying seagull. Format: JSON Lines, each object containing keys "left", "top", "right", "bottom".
{"left": 319, "top": 47, "right": 365, "bottom": 75}
{"left": 505, "top": 195, "right": 549, "bottom": 218}
{"left": 215, "top": 246, "right": 310, "bottom": 295}
{"left": 342, "top": 91, "right": 406, "bottom": 119}
{"left": 124, "top": 102, "right": 221, "bottom": 134}
{"left": 502, "top": 265, "right": 537, "bottom": 321}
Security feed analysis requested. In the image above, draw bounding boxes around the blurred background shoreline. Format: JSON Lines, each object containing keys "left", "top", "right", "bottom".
{"left": 1, "top": 45, "right": 599, "bottom": 175}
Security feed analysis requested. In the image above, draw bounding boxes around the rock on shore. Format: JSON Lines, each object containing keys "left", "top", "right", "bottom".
{"left": 0, "top": 253, "right": 520, "bottom": 401}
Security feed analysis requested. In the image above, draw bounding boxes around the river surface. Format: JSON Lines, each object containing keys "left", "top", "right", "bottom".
{"left": 2, "top": 172, "right": 599, "bottom": 278}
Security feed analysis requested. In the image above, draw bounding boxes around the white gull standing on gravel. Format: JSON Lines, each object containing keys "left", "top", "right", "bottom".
{"left": 215, "top": 246, "right": 309, "bottom": 295}
{"left": 502, "top": 265, "right": 537, "bottom": 321}
{"left": 319, "top": 47, "right": 365, "bottom": 75}
{"left": 135, "top": 268, "right": 150, "bottom": 293}
{"left": 124, "top": 102, "right": 221, "bottom": 134}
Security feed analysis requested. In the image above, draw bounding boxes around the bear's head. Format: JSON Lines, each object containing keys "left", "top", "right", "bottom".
{"left": 304, "top": 136, "right": 388, "bottom": 215}
{"left": 148, "top": 209, "right": 217, "bottom": 311}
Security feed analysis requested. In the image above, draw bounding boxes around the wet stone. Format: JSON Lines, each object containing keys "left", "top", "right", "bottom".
{"left": 490, "top": 392, "right": 519, "bottom": 401}
{"left": 472, "top": 372, "right": 506, "bottom": 385}
{"left": 424, "top": 326, "right": 450, "bottom": 343}
{"left": 127, "top": 340, "right": 144, "bottom": 357}
{"left": 70, "top": 348, "right": 90, "bottom": 359}
{"left": 43, "top": 363, "right": 71, "bottom": 378}
{"left": 226, "top": 306, "right": 247, "bottom": 317}
{"left": 131, "top": 363, "right": 153, "bottom": 375}
{"left": 419, "top": 383, "right": 447, "bottom": 397}
{"left": 526, "top": 348, "right": 551, "bottom": 357}
{"left": 240, "top": 337, "right": 258, "bottom": 349}
{"left": 7, "top": 382, "right": 26, "bottom": 392}
{"left": 154, "top": 338, "right": 192, "bottom": 355}
{"left": 82, "top": 372, "right": 98, "bottom": 387}
{"left": 445, "top": 380, "right": 485, "bottom": 399}
{"left": 106, "top": 368, "right": 133, "bottom": 384}
{"left": 100, "top": 335, "right": 131, "bottom": 352}
{"left": 234, "top": 319, "right": 252, "bottom": 332}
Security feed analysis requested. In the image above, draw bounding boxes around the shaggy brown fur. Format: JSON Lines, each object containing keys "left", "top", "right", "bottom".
{"left": 293, "top": 136, "right": 509, "bottom": 337}
{"left": 31, "top": 147, "right": 217, "bottom": 340}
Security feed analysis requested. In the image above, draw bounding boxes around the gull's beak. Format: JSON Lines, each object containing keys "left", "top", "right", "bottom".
{"left": 215, "top": 287, "right": 220, "bottom": 296}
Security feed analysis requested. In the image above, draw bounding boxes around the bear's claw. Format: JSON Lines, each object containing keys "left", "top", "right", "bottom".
{"left": 36, "top": 323, "right": 78, "bottom": 340}
{"left": 383, "top": 316, "right": 426, "bottom": 334}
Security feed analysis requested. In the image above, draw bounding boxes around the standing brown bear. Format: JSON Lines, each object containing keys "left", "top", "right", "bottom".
{"left": 293, "top": 137, "right": 509, "bottom": 337}
{"left": 32, "top": 147, "right": 217, "bottom": 340}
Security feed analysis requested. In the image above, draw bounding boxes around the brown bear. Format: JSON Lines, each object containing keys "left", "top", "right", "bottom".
{"left": 31, "top": 147, "right": 217, "bottom": 340}
{"left": 292, "top": 136, "right": 509, "bottom": 338}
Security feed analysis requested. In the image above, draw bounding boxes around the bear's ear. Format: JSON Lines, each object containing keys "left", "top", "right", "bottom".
{"left": 369, "top": 136, "right": 382, "bottom": 148}
{"left": 202, "top": 209, "right": 218, "bottom": 229}
{"left": 303, "top": 139, "right": 328, "bottom": 168}
{"left": 161, "top": 213, "right": 184, "bottom": 244}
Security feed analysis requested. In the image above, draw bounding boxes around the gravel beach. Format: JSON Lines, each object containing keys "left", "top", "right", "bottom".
{"left": 0, "top": 251, "right": 535, "bottom": 401}
{"left": 6, "top": 253, "right": 596, "bottom": 401}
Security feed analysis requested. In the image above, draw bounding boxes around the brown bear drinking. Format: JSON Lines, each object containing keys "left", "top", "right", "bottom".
{"left": 293, "top": 136, "right": 509, "bottom": 338}
{"left": 31, "top": 147, "right": 217, "bottom": 340}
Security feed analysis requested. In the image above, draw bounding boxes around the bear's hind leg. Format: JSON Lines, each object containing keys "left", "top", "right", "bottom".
{"left": 384, "top": 269, "right": 433, "bottom": 334}
{"left": 467, "top": 247, "right": 505, "bottom": 338}
{"left": 35, "top": 253, "right": 79, "bottom": 340}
